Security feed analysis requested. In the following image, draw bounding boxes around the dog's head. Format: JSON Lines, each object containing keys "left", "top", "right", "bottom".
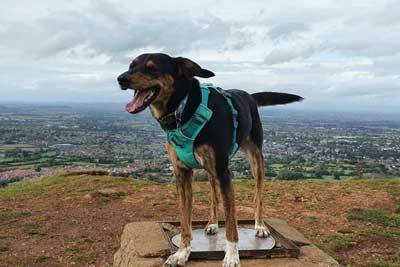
{"left": 117, "top": 53, "right": 214, "bottom": 115}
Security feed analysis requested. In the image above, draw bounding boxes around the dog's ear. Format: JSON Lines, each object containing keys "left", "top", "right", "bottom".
{"left": 175, "top": 57, "right": 215, "bottom": 79}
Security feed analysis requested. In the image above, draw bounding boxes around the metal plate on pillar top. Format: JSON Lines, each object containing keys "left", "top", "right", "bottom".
{"left": 171, "top": 228, "right": 275, "bottom": 252}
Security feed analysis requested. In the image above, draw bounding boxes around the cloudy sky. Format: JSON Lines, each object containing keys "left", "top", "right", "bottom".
{"left": 1, "top": 0, "right": 399, "bottom": 112}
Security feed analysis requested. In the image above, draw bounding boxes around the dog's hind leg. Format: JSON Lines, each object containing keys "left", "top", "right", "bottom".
{"left": 243, "top": 141, "right": 270, "bottom": 238}
{"left": 242, "top": 110, "right": 270, "bottom": 238}
{"left": 165, "top": 143, "right": 193, "bottom": 267}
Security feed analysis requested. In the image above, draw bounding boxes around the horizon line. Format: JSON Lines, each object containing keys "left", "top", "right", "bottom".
{"left": 0, "top": 101, "right": 399, "bottom": 115}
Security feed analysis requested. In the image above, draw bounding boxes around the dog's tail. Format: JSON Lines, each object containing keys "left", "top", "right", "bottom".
{"left": 251, "top": 92, "right": 303, "bottom": 107}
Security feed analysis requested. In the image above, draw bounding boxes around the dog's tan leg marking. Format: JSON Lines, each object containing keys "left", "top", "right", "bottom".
{"left": 220, "top": 170, "right": 240, "bottom": 267}
{"left": 243, "top": 141, "right": 270, "bottom": 238}
{"left": 206, "top": 173, "right": 219, "bottom": 234}
{"left": 195, "top": 145, "right": 219, "bottom": 235}
{"left": 165, "top": 143, "right": 193, "bottom": 267}
{"left": 218, "top": 173, "right": 239, "bottom": 243}
{"left": 195, "top": 144, "right": 240, "bottom": 266}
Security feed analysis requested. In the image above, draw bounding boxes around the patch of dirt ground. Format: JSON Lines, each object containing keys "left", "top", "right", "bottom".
{"left": 0, "top": 174, "right": 399, "bottom": 267}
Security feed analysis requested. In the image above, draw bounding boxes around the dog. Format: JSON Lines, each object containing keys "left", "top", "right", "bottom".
{"left": 117, "top": 53, "right": 303, "bottom": 267}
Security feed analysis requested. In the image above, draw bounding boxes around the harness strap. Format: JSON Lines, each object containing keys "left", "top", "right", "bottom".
{"left": 174, "top": 95, "right": 188, "bottom": 128}
{"left": 166, "top": 87, "right": 212, "bottom": 168}
{"left": 204, "top": 84, "right": 239, "bottom": 159}
{"left": 165, "top": 84, "right": 239, "bottom": 169}
{"left": 226, "top": 94, "right": 239, "bottom": 158}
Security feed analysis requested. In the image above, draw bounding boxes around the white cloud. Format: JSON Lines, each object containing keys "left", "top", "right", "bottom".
{"left": 0, "top": 0, "right": 399, "bottom": 112}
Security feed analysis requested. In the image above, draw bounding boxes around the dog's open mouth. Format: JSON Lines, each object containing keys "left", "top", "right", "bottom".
{"left": 125, "top": 86, "right": 160, "bottom": 114}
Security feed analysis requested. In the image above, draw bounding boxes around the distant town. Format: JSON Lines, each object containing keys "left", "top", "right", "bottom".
{"left": 0, "top": 103, "right": 399, "bottom": 184}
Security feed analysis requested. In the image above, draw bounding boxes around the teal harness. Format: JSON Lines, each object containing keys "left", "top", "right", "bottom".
{"left": 164, "top": 83, "right": 239, "bottom": 169}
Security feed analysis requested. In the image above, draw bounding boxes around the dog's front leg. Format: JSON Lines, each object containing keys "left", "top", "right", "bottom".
{"left": 219, "top": 169, "right": 240, "bottom": 267}
{"left": 165, "top": 143, "right": 193, "bottom": 267}
{"left": 205, "top": 173, "right": 219, "bottom": 235}
{"left": 164, "top": 175, "right": 192, "bottom": 267}
{"left": 194, "top": 145, "right": 240, "bottom": 266}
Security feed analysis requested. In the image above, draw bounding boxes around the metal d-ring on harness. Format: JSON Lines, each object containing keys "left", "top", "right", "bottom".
{"left": 165, "top": 83, "right": 239, "bottom": 169}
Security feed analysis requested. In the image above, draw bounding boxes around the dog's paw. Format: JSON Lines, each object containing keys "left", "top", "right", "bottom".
{"left": 222, "top": 254, "right": 240, "bottom": 267}
{"left": 164, "top": 246, "right": 191, "bottom": 267}
{"left": 222, "top": 241, "right": 240, "bottom": 267}
{"left": 205, "top": 223, "right": 218, "bottom": 235}
{"left": 255, "top": 222, "right": 270, "bottom": 238}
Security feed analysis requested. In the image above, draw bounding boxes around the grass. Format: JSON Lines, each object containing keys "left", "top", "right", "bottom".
{"left": 335, "top": 224, "right": 400, "bottom": 246}
{"left": 0, "top": 209, "right": 31, "bottom": 224}
{"left": 347, "top": 208, "right": 400, "bottom": 227}
{"left": 75, "top": 251, "right": 97, "bottom": 264}
{"left": 0, "top": 243, "right": 9, "bottom": 252}
{"left": 0, "top": 175, "right": 399, "bottom": 267}
{"left": 0, "top": 157, "right": 15, "bottom": 164}
{"left": 1, "top": 256, "right": 54, "bottom": 267}
{"left": 89, "top": 189, "right": 129, "bottom": 200}
{"left": 65, "top": 247, "right": 97, "bottom": 264}
{"left": 337, "top": 227, "right": 355, "bottom": 234}
{"left": 0, "top": 144, "right": 35, "bottom": 151}
{"left": 27, "top": 228, "right": 45, "bottom": 237}
{"left": 306, "top": 216, "right": 317, "bottom": 224}
{"left": 193, "top": 190, "right": 209, "bottom": 204}
{"left": 0, "top": 177, "right": 24, "bottom": 188}
{"left": 357, "top": 179, "right": 400, "bottom": 211}
{"left": 35, "top": 255, "right": 50, "bottom": 263}
{"left": 324, "top": 235, "right": 353, "bottom": 252}
{"left": 367, "top": 261, "right": 400, "bottom": 267}
{"left": 25, "top": 215, "right": 48, "bottom": 237}
{"left": 0, "top": 173, "right": 148, "bottom": 199}
{"left": 358, "top": 228, "right": 400, "bottom": 239}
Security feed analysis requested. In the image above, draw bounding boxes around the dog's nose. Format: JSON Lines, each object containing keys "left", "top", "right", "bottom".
{"left": 117, "top": 72, "right": 129, "bottom": 84}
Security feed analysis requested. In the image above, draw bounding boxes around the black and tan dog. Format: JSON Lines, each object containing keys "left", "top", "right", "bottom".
{"left": 117, "top": 53, "right": 303, "bottom": 267}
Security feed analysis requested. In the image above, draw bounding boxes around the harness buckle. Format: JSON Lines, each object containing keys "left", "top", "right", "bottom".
{"left": 175, "top": 110, "right": 182, "bottom": 128}
{"left": 175, "top": 95, "right": 188, "bottom": 129}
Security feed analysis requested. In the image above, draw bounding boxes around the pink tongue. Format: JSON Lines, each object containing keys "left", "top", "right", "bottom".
{"left": 125, "top": 90, "right": 152, "bottom": 113}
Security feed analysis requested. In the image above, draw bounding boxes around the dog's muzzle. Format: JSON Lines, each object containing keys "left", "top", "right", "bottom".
{"left": 117, "top": 72, "right": 130, "bottom": 90}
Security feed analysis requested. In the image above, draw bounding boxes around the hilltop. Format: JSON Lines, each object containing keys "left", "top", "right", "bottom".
{"left": 0, "top": 174, "right": 399, "bottom": 267}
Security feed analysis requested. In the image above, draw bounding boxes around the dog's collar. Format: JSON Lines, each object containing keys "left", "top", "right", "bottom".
{"left": 157, "top": 95, "right": 188, "bottom": 130}
{"left": 156, "top": 112, "right": 177, "bottom": 129}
